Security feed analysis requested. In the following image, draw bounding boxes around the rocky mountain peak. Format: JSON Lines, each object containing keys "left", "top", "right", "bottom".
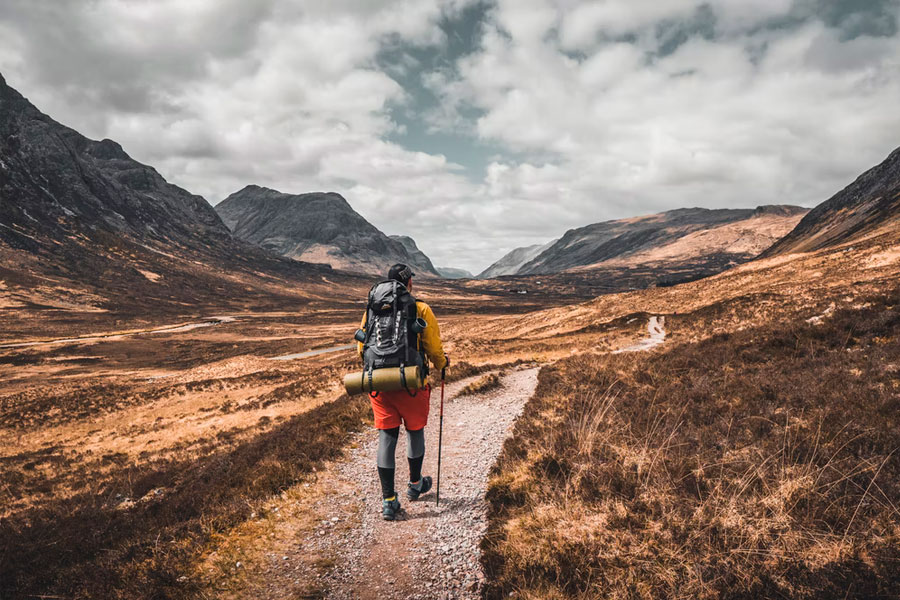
{"left": 216, "top": 187, "right": 439, "bottom": 276}
{"left": 389, "top": 235, "right": 438, "bottom": 274}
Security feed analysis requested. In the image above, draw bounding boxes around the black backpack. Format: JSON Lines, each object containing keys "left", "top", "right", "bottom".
{"left": 360, "top": 280, "right": 427, "bottom": 376}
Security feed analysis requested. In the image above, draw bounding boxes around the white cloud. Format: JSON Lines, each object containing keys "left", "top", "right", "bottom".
{"left": 421, "top": 1, "right": 900, "bottom": 270}
{"left": 1, "top": 0, "right": 899, "bottom": 274}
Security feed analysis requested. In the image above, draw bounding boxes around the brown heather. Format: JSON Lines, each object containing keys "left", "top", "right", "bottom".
{"left": 482, "top": 286, "right": 900, "bottom": 599}
{"left": 0, "top": 393, "right": 372, "bottom": 599}
{"left": 459, "top": 373, "right": 504, "bottom": 397}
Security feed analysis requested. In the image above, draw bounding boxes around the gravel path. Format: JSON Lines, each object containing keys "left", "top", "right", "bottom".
{"left": 299, "top": 366, "right": 540, "bottom": 599}
{"left": 614, "top": 316, "right": 666, "bottom": 353}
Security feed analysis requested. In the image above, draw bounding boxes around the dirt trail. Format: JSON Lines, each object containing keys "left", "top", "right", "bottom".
{"left": 232, "top": 367, "right": 539, "bottom": 599}
{"left": 270, "top": 344, "right": 356, "bottom": 361}
{"left": 211, "top": 321, "right": 668, "bottom": 598}
{"left": 614, "top": 315, "right": 666, "bottom": 353}
{"left": 0, "top": 316, "right": 236, "bottom": 349}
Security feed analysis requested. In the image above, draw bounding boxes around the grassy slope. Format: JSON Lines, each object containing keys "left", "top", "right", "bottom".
{"left": 483, "top": 286, "right": 900, "bottom": 599}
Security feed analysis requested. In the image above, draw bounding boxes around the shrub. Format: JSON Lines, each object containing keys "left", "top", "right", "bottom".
{"left": 483, "top": 287, "right": 900, "bottom": 599}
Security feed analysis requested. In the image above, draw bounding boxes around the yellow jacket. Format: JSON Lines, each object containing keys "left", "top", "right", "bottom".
{"left": 358, "top": 300, "right": 447, "bottom": 371}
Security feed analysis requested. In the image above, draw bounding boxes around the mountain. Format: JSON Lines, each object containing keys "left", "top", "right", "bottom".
{"left": 478, "top": 240, "right": 557, "bottom": 279}
{"left": 519, "top": 206, "right": 807, "bottom": 275}
{"left": 216, "top": 186, "right": 439, "bottom": 277}
{"left": 462, "top": 205, "right": 809, "bottom": 300}
{"left": 389, "top": 235, "right": 439, "bottom": 275}
{"left": 436, "top": 267, "right": 473, "bottom": 279}
{"left": 0, "top": 73, "right": 351, "bottom": 322}
{"left": 762, "top": 146, "right": 900, "bottom": 257}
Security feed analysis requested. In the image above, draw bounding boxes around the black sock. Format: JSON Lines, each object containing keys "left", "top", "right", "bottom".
{"left": 378, "top": 466, "right": 395, "bottom": 499}
{"left": 408, "top": 455, "right": 423, "bottom": 483}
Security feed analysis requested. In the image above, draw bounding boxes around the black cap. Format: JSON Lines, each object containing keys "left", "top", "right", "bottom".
{"left": 388, "top": 263, "right": 414, "bottom": 284}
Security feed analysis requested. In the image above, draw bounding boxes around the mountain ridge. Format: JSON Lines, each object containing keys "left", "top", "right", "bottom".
{"left": 519, "top": 206, "right": 808, "bottom": 275}
{"left": 478, "top": 240, "right": 557, "bottom": 279}
{"left": 215, "top": 186, "right": 439, "bottom": 276}
{"left": 389, "top": 235, "right": 438, "bottom": 275}
{"left": 436, "top": 267, "right": 473, "bottom": 279}
{"left": 762, "top": 146, "right": 900, "bottom": 257}
{"left": 0, "top": 73, "right": 351, "bottom": 319}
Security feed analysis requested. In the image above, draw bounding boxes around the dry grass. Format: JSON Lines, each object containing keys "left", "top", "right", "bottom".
{"left": 458, "top": 373, "right": 503, "bottom": 397}
{"left": 0, "top": 393, "right": 372, "bottom": 599}
{"left": 482, "top": 285, "right": 900, "bottom": 599}
{"left": 0, "top": 328, "right": 516, "bottom": 600}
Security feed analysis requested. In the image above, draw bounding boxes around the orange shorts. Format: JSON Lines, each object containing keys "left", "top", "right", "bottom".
{"left": 369, "top": 386, "right": 431, "bottom": 430}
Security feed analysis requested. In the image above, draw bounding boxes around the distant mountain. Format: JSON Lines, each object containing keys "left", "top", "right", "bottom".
{"left": 0, "top": 73, "right": 344, "bottom": 319}
{"left": 462, "top": 205, "right": 809, "bottom": 299}
{"left": 389, "top": 235, "right": 439, "bottom": 275}
{"left": 436, "top": 267, "right": 473, "bottom": 279}
{"left": 478, "top": 240, "right": 557, "bottom": 279}
{"left": 519, "top": 206, "right": 807, "bottom": 275}
{"left": 762, "top": 146, "right": 900, "bottom": 257}
{"left": 216, "top": 186, "right": 439, "bottom": 277}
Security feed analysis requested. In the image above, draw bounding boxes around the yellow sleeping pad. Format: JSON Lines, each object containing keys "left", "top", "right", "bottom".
{"left": 343, "top": 366, "right": 426, "bottom": 396}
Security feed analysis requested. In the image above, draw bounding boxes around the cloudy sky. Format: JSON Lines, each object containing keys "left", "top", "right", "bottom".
{"left": 1, "top": 0, "right": 899, "bottom": 273}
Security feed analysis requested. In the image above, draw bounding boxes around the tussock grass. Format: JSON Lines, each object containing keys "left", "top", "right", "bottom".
{"left": 459, "top": 373, "right": 503, "bottom": 397}
{"left": 483, "top": 287, "right": 900, "bottom": 599}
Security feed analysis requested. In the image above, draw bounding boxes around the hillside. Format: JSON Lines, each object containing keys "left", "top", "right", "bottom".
{"left": 478, "top": 240, "right": 557, "bottom": 279}
{"left": 216, "top": 186, "right": 439, "bottom": 276}
{"left": 0, "top": 73, "right": 365, "bottom": 338}
{"left": 389, "top": 235, "right": 439, "bottom": 275}
{"left": 437, "top": 267, "right": 474, "bottom": 279}
{"left": 462, "top": 206, "right": 807, "bottom": 299}
{"left": 520, "top": 206, "right": 807, "bottom": 275}
{"left": 763, "top": 146, "right": 900, "bottom": 256}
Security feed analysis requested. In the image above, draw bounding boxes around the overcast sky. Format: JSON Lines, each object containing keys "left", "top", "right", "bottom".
{"left": 2, "top": 0, "right": 899, "bottom": 273}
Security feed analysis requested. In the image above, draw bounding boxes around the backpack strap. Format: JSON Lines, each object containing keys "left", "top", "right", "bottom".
{"left": 400, "top": 364, "right": 409, "bottom": 392}
{"left": 399, "top": 364, "right": 418, "bottom": 398}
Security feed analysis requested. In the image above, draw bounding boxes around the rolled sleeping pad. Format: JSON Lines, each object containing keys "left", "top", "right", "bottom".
{"left": 344, "top": 366, "right": 426, "bottom": 396}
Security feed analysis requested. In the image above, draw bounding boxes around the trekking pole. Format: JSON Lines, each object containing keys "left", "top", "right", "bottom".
{"left": 436, "top": 366, "right": 446, "bottom": 506}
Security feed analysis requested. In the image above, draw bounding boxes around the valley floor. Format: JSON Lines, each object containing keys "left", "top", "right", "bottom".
{"left": 2, "top": 228, "right": 899, "bottom": 599}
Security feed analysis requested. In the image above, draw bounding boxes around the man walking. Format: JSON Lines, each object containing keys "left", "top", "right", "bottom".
{"left": 357, "top": 263, "right": 448, "bottom": 520}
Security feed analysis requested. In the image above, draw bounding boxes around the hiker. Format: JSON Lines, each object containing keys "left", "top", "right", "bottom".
{"left": 357, "top": 263, "right": 448, "bottom": 520}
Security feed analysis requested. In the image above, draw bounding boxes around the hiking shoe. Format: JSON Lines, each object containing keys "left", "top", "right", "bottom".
{"left": 382, "top": 496, "right": 402, "bottom": 521}
{"left": 406, "top": 476, "right": 433, "bottom": 501}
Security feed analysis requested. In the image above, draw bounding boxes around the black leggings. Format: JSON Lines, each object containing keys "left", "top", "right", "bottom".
{"left": 377, "top": 427, "right": 425, "bottom": 498}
